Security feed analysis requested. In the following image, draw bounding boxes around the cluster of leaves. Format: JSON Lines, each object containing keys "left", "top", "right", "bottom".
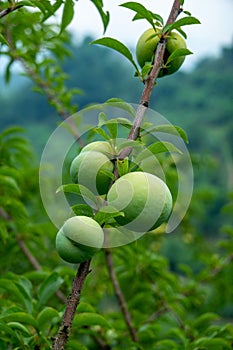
{"left": 0, "top": 0, "right": 100, "bottom": 116}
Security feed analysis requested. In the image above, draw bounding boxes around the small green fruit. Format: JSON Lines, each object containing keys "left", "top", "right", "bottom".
{"left": 70, "top": 150, "right": 114, "bottom": 195}
{"left": 136, "top": 27, "right": 187, "bottom": 77}
{"left": 81, "top": 141, "right": 114, "bottom": 158}
{"left": 56, "top": 216, "right": 104, "bottom": 263}
{"left": 107, "top": 171, "right": 172, "bottom": 232}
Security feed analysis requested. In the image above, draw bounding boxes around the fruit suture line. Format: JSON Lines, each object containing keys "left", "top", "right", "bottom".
{"left": 52, "top": 1, "right": 184, "bottom": 348}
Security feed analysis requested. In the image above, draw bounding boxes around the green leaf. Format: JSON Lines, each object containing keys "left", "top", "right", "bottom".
{"left": 77, "top": 302, "right": 96, "bottom": 313}
{"left": 141, "top": 124, "right": 189, "bottom": 144}
{"left": 7, "top": 322, "right": 31, "bottom": 336}
{"left": 105, "top": 121, "right": 118, "bottom": 140}
{"left": 116, "top": 140, "right": 140, "bottom": 152}
{"left": 90, "top": 0, "right": 110, "bottom": 33}
{"left": 92, "top": 126, "right": 110, "bottom": 140}
{"left": 166, "top": 48, "right": 193, "bottom": 65}
{"left": 194, "top": 337, "right": 232, "bottom": 349}
{"left": 73, "top": 312, "right": 111, "bottom": 329}
{"left": 0, "top": 34, "right": 9, "bottom": 46}
{"left": 133, "top": 141, "right": 182, "bottom": 164}
{"left": 132, "top": 12, "right": 163, "bottom": 26}
{"left": 56, "top": 184, "right": 98, "bottom": 208}
{"left": 91, "top": 37, "right": 139, "bottom": 72}
{"left": 60, "top": 0, "right": 74, "bottom": 34}
{"left": 99, "top": 169, "right": 115, "bottom": 181}
{"left": 38, "top": 272, "right": 64, "bottom": 309}
{"left": 37, "top": 307, "right": 61, "bottom": 330}
{"left": 120, "top": 2, "right": 159, "bottom": 28}
{"left": 192, "top": 312, "right": 219, "bottom": 330}
{"left": 15, "top": 278, "right": 33, "bottom": 314}
{"left": 94, "top": 205, "right": 124, "bottom": 225}
{"left": 0, "top": 312, "right": 38, "bottom": 330}
{"left": 71, "top": 204, "right": 94, "bottom": 217}
{"left": 154, "top": 339, "right": 179, "bottom": 349}
{"left": 148, "top": 141, "right": 182, "bottom": 157}
{"left": 1, "top": 126, "right": 25, "bottom": 138}
{"left": 117, "top": 157, "right": 129, "bottom": 176}
{"left": 98, "top": 112, "right": 108, "bottom": 126}
{"left": 163, "top": 16, "right": 201, "bottom": 33}
{"left": 104, "top": 98, "right": 136, "bottom": 117}
{"left": 0, "top": 322, "right": 18, "bottom": 339}
{"left": 0, "top": 175, "right": 21, "bottom": 196}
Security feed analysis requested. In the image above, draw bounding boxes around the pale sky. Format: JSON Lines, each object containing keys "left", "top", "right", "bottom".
{"left": 70, "top": 0, "right": 233, "bottom": 70}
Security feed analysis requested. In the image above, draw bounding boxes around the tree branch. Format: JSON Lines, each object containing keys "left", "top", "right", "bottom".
{"left": 105, "top": 249, "right": 139, "bottom": 342}
{"left": 52, "top": 259, "right": 91, "bottom": 350}
{"left": 120, "top": 0, "right": 182, "bottom": 159}
{"left": 0, "top": 4, "right": 23, "bottom": 19}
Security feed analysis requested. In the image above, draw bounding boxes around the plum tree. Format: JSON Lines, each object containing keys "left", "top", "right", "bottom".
{"left": 107, "top": 171, "right": 173, "bottom": 232}
{"left": 136, "top": 27, "right": 187, "bottom": 77}
{"left": 56, "top": 216, "right": 104, "bottom": 263}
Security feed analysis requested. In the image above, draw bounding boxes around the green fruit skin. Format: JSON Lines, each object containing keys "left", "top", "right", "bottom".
{"left": 70, "top": 150, "right": 114, "bottom": 195}
{"left": 107, "top": 172, "right": 172, "bottom": 232}
{"left": 81, "top": 141, "right": 114, "bottom": 158}
{"left": 136, "top": 28, "right": 186, "bottom": 77}
{"left": 56, "top": 216, "right": 104, "bottom": 264}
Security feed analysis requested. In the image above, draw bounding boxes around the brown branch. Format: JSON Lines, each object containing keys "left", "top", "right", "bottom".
{"left": 0, "top": 4, "right": 23, "bottom": 19}
{"left": 105, "top": 249, "right": 139, "bottom": 342}
{"left": 17, "top": 237, "right": 41, "bottom": 271}
{"left": 120, "top": 0, "right": 182, "bottom": 159}
{"left": 52, "top": 259, "right": 91, "bottom": 350}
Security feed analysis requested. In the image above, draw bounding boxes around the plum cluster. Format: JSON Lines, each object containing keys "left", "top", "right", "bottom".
{"left": 56, "top": 141, "right": 173, "bottom": 264}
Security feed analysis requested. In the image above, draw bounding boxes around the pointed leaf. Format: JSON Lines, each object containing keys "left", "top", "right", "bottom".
{"left": 56, "top": 184, "right": 98, "bottom": 207}
{"left": 0, "top": 312, "right": 38, "bottom": 330}
{"left": 120, "top": 2, "right": 157, "bottom": 28}
{"left": 141, "top": 124, "right": 188, "bottom": 144}
{"left": 90, "top": 0, "right": 110, "bottom": 32}
{"left": 38, "top": 273, "right": 64, "bottom": 309}
{"left": 92, "top": 126, "right": 110, "bottom": 140}
{"left": 166, "top": 48, "right": 193, "bottom": 65}
{"left": 163, "top": 16, "right": 201, "bottom": 33}
{"left": 73, "top": 312, "right": 111, "bottom": 328}
{"left": 0, "top": 34, "right": 9, "bottom": 46}
{"left": 7, "top": 322, "right": 31, "bottom": 336}
{"left": 37, "top": 307, "right": 61, "bottom": 329}
{"left": 91, "top": 37, "right": 139, "bottom": 72}
{"left": 94, "top": 205, "right": 124, "bottom": 225}
{"left": 71, "top": 204, "right": 94, "bottom": 217}
{"left": 104, "top": 98, "right": 136, "bottom": 117}
{"left": 60, "top": 0, "right": 74, "bottom": 34}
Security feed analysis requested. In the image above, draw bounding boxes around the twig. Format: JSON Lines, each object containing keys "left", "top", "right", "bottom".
{"left": 120, "top": 0, "right": 182, "bottom": 159}
{"left": 105, "top": 249, "right": 139, "bottom": 342}
{"left": 0, "top": 4, "right": 23, "bottom": 19}
{"left": 52, "top": 259, "right": 91, "bottom": 350}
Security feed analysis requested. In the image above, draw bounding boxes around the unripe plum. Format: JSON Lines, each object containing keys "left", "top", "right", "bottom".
{"left": 56, "top": 216, "right": 104, "bottom": 263}
{"left": 107, "top": 171, "right": 172, "bottom": 232}
{"left": 136, "top": 27, "right": 187, "bottom": 77}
